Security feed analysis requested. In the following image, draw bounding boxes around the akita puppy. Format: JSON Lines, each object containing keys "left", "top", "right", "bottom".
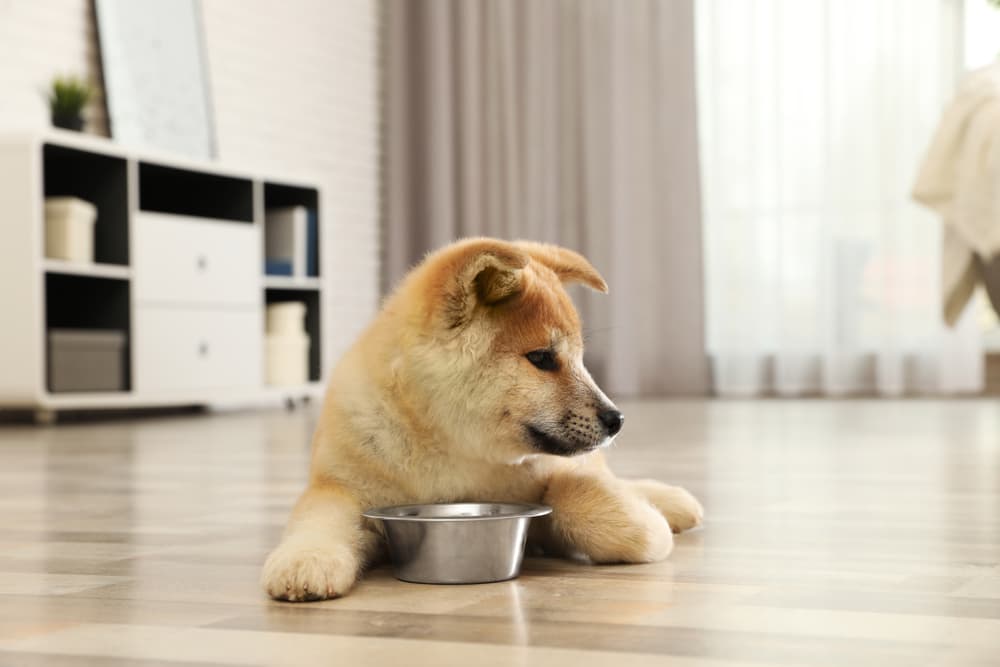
{"left": 262, "top": 238, "right": 703, "bottom": 601}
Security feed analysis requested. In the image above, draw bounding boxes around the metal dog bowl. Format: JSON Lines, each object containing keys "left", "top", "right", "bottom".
{"left": 362, "top": 502, "right": 552, "bottom": 584}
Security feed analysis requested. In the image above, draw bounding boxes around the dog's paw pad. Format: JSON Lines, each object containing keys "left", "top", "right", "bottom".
{"left": 261, "top": 544, "right": 356, "bottom": 602}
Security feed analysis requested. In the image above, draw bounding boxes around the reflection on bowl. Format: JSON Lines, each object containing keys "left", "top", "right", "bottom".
{"left": 362, "top": 502, "right": 552, "bottom": 584}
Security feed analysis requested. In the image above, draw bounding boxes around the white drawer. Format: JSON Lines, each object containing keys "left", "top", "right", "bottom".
{"left": 134, "top": 212, "right": 259, "bottom": 306}
{"left": 136, "top": 307, "right": 262, "bottom": 392}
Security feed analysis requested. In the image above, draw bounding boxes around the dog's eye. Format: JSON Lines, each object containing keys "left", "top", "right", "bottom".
{"left": 525, "top": 349, "right": 559, "bottom": 372}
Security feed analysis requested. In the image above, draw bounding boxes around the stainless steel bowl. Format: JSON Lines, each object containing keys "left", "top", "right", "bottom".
{"left": 362, "top": 502, "right": 552, "bottom": 584}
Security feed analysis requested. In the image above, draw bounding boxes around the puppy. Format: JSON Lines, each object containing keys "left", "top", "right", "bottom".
{"left": 262, "top": 238, "right": 703, "bottom": 601}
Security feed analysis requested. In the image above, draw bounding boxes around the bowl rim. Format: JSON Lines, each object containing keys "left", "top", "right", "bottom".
{"left": 362, "top": 502, "right": 552, "bottom": 522}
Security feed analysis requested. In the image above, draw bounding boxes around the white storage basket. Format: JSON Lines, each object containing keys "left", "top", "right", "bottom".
{"left": 44, "top": 197, "right": 97, "bottom": 263}
{"left": 266, "top": 332, "right": 310, "bottom": 386}
{"left": 266, "top": 302, "right": 307, "bottom": 335}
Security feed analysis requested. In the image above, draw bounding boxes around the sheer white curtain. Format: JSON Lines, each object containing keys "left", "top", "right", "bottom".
{"left": 696, "top": 0, "right": 984, "bottom": 396}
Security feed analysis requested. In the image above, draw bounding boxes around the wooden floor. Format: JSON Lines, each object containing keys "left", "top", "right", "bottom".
{"left": 1, "top": 399, "right": 999, "bottom": 666}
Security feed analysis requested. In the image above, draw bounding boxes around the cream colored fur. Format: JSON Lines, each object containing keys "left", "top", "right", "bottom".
{"left": 262, "top": 238, "right": 703, "bottom": 601}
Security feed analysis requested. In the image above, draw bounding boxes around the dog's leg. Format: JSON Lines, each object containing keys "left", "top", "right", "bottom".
{"left": 542, "top": 472, "right": 674, "bottom": 563}
{"left": 628, "top": 479, "right": 704, "bottom": 534}
{"left": 261, "top": 483, "right": 375, "bottom": 601}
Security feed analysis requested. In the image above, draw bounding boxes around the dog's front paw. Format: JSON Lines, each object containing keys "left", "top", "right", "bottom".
{"left": 633, "top": 481, "right": 704, "bottom": 533}
{"left": 662, "top": 486, "right": 704, "bottom": 533}
{"left": 261, "top": 541, "right": 358, "bottom": 602}
{"left": 583, "top": 499, "right": 674, "bottom": 564}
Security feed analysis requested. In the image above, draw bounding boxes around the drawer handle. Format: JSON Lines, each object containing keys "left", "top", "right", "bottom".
{"left": 198, "top": 342, "right": 210, "bottom": 357}
{"left": 196, "top": 255, "right": 208, "bottom": 271}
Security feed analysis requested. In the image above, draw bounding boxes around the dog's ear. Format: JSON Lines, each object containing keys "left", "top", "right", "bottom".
{"left": 515, "top": 241, "right": 609, "bottom": 293}
{"left": 435, "top": 238, "right": 529, "bottom": 327}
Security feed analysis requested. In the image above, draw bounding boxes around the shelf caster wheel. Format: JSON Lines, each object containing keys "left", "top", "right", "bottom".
{"left": 284, "top": 397, "right": 296, "bottom": 412}
{"left": 34, "top": 408, "right": 57, "bottom": 425}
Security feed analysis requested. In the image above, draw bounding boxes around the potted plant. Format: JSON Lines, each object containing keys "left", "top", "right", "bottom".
{"left": 48, "top": 76, "right": 93, "bottom": 131}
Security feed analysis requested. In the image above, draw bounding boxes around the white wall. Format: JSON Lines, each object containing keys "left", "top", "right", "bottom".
{"left": 0, "top": 0, "right": 109, "bottom": 134}
{"left": 0, "top": 0, "right": 381, "bottom": 367}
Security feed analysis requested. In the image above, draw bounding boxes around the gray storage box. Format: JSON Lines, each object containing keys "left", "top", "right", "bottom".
{"left": 48, "top": 329, "right": 126, "bottom": 392}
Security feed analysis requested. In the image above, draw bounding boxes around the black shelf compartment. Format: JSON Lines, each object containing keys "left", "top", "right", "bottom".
{"left": 265, "top": 288, "right": 321, "bottom": 382}
{"left": 43, "top": 144, "right": 129, "bottom": 266}
{"left": 139, "top": 162, "right": 254, "bottom": 222}
{"left": 45, "top": 273, "right": 131, "bottom": 393}
{"left": 263, "top": 182, "right": 320, "bottom": 277}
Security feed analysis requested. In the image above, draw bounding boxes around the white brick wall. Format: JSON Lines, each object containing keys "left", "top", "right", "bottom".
{"left": 0, "top": 0, "right": 109, "bottom": 134}
{"left": 0, "top": 0, "right": 381, "bottom": 367}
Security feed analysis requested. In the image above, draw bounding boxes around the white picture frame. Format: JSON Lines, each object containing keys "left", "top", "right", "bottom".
{"left": 95, "top": 0, "right": 215, "bottom": 159}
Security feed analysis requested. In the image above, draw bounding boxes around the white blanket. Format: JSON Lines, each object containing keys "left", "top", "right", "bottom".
{"left": 912, "top": 64, "right": 1000, "bottom": 325}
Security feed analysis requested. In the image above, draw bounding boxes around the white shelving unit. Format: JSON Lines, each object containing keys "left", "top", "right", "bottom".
{"left": 263, "top": 276, "right": 322, "bottom": 291}
{"left": 0, "top": 130, "right": 327, "bottom": 421}
{"left": 43, "top": 258, "right": 133, "bottom": 281}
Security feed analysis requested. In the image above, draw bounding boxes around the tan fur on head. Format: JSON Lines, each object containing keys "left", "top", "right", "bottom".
{"left": 261, "top": 237, "right": 703, "bottom": 602}
{"left": 409, "top": 238, "right": 531, "bottom": 330}
{"left": 398, "top": 238, "right": 608, "bottom": 332}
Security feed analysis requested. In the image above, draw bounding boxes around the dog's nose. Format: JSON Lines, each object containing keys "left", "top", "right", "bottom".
{"left": 598, "top": 408, "right": 624, "bottom": 436}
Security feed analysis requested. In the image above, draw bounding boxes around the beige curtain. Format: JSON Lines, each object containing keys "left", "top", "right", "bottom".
{"left": 382, "top": 0, "right": 707, "bottom": 396}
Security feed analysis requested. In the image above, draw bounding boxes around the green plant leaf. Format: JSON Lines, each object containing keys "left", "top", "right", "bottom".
{"left": 48, "top": 76, "right": 94, "bottom": 117}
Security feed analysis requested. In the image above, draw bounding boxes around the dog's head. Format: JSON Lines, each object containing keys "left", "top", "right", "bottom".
{"left": 397, "top": 238, "right": 622, "bottom": 462}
